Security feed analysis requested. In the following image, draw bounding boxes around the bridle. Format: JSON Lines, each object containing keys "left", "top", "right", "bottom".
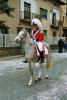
{"left": 19, "top": 30, "right": 32, "bottom": 45}
{"left": 18, "top": 30, "right": 27, "bottom": 43}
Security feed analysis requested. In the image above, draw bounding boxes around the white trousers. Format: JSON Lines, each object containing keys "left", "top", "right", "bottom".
{"left": 36, "top": 42, "right": 43, "bottom": 51}
{"left": 34, "top": 41, "right": 48, "bottom": 55}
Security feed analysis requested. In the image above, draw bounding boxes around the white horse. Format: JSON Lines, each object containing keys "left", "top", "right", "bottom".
{"left": 15, "top": 28, "right": 53, "bottom": 86}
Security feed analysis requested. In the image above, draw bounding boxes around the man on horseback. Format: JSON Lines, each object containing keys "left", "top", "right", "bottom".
{"left": 15, "top": 19, "right": 51, "bottom": 85}
{"left": 31, "top": 18, "right": 45, "bottom": 63}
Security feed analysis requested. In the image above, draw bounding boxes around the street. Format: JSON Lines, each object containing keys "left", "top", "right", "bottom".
{"left": 0, "top": 53, "right": 67, "bottom": 100}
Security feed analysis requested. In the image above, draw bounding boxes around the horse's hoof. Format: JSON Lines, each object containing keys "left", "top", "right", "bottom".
{"left": 34, "top": 79, "right": 38, "bottom": 83}
{"left": 28, "top": 84, "right": 32, "bottom": 87}
{"left": 22, "top": 60, "right": 27, "bottom": 63}
{"left": 38, "top": 77, "right": 41, "bottom": 81}
{"left": 28, "top": 82, "right": 32, "bottom": 86}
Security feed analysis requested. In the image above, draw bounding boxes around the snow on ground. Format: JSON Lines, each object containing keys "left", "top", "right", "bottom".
{"left": 52, "top": 52, "right": 67, "bottom": 60}
{"left": 0, "top": 53, "right": 67, "bottom": 100}
{"left": 0, "top": 52, "right": 67, "bottom": 75}
{"left": 36, "top": 71, "right": 67, "bottom": 100}
{"left": 0, "top": 58, "right": 28, "bottom": 75}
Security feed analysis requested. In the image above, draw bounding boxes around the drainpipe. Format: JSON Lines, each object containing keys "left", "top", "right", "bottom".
{"left": 59, "top": 5, "right": 62, "bottom": 37}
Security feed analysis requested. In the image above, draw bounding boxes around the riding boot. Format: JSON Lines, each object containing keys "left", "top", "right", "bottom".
{"left": 23, "top": 60, "right": 27, "bottom": 63}
{"left": 22, "top": 59, "right": 27, "bottom": 63}
{"left": 40, "top": 51, "right": 44, "bottom": 63}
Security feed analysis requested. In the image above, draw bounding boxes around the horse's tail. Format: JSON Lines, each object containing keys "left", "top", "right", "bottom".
{"left": 45, "top": 45, "right": 54, "bottom": 69}
{"left": 48, "top": 53, "right": 54, "bottom": 69}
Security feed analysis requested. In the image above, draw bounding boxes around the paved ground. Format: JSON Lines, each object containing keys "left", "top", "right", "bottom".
{"left": 0, "top": 53, "right": 67, "bottom": 100}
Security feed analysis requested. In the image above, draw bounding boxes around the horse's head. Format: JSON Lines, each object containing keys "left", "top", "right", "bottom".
{"left": 15, "top": 28, "right": 27, "bottom": 43}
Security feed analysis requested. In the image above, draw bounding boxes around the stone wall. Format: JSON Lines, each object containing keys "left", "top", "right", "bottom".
{"left": 0, "top": 47, "right": 23, "bottom": 57}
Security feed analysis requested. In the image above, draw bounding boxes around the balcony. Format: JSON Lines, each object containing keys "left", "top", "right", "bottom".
{"left": 0, "top": 20, "right": 6, "bottom": 24}
{"left": 59, "top": 0, "right": 66, "bottom": 5}
{"left": 0, "top": 0, "right": 15, "bottom": 17}
{"left": 53, "top": 0, "right": 66, "bottom": 5}
{"left": 20, "top": 11, "right": 41, "bottom": 23}
{"left": 60, "top": 0, "right": 66, "bottom": 3}
{"left": 50, "top": 19, "right": 60, "bottom": 28}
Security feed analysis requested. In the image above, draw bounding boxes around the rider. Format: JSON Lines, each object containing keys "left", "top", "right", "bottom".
{"left": 31, "top": 18, "right": 44, "bottom": 63}
{"left": 23, "top": 18, "right": 45, "bottom": 63}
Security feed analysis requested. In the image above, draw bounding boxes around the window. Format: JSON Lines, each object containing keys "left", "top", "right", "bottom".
{"left": 26, "top": 28, "right": 31, "bottom": 37}
{"left": 0, "top": 0, "right": 8, "bottom": 10}
{"left": 3, "top": 0, "right": 8, "bottom": 1}
{"left": 53, "top": 31, "right": 56, "bottom": 37}
{"left": 52, "top": 13, "right": 56, "bottom": 25}
{"left": 24, "top": 2, "right": 31, "bottom": 19}
{"left": 0, "top": 0, "right": 8, "bottom": 2}
{"left": 0, "top": 29, "right": 2, "bottom": 34}
{"left": 63, "top": 29, "right": 67, "bottom": 37}
{"left": 43, "top": 30, "right": 47, "bottom": 42}
{"left": 0, "top": 27, "right": 9, "bottom": 47}
{"left": 40, "top": 8, "right": 48, "bottom": 19}
{"left": 17, "top": 27, "right": 23, "bottom": 33}
{"left": 0, "top": 27, "right": 8, "bottom": 34}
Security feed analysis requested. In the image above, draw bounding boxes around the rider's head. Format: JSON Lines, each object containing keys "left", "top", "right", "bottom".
{"left": 32, "top": 22, "right": 38, "bottom": 30}
{"left": 31, "top": 18, "right": 42, "bottom": 31}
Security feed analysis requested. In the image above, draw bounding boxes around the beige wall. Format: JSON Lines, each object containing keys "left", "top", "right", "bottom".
{"left": 0, "top": 0, "right": 19, "bottom": 34}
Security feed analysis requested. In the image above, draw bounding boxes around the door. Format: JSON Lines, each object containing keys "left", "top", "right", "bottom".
{"left": 52, "top": 13, "right": 56, "bottom": 25}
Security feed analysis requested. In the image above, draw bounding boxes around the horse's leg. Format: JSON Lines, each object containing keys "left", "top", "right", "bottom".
{"left": 45, "top": 55, "right": 49, "bottom": 79}
{"left": 28, "top": 62, "right": 35, "bottom": 86}
{"left": 37, "top": 58, "right": 49, "bottom": 80}
{"left": 37, "top": 63, "right": 43, "bottom": 81}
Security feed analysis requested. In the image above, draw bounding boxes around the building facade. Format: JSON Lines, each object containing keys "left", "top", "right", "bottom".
{"left": 19, "top": 0, "right": 66, "bottom": 45}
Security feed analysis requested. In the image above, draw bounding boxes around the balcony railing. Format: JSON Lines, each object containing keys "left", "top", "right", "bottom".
{"left": 0, "top": 33, "right": 19, "bottom": 47}
{"left": 20, "top": 11, "right": 41, "bottom": 22}
{"left": 50, "top": 19, "right": 59, "bottom": 27}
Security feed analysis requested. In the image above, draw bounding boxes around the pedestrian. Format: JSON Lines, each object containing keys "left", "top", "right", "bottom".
{"left": 64, "top": 37, "right": 67, "bottom": 51}
{"left": 31, "top": 18, "right": 45, "bottom": 63}
{"left": 58, "top": 37, "right": 64, "bottom": 53}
